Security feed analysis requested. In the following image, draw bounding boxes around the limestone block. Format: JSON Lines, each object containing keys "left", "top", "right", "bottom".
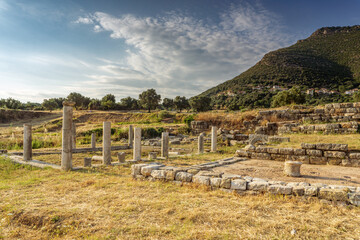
{"left": 304, "top": 186, "right": 319, "bottom": 196}
{"left": 210, "top": 177, "right": 222, "bottom": 188}
{"left": 309, "top": 156, "right": 327, "bottom": 165}
{"left": 348, "top": 193, "right": 360, "bottom": 206}
{"left": 151, "top": 170, "right": 166, "bottom": 179}
{"left": 267, "top": 148, "right": 279, "bottom": 154}
{"left": 255, "top": 147, "right": 268, "bottom": 153}
{"left": 247, "top": 181, "right": 269, "bottom": 191}
{"left": 301, "top": 143, "right": 316, "bottom": 149}
{"left": 165, "top": 170, "right": 176, "bottom": 180}
{"left": 315, "top": 143, "right": 333, "bottom": 150}
{"left": 230, "top": 179, "right": 247, "bottom": 190}
{"left": 306, "top": 149, "right": 323, "bottom": 157}
{"left": 187, "top": 169, "right": 200, "bottom": 175}
{"left": 270, "top": 154, "right": 286, "bottom": 161}
{"left": 341, "top": 158, "right": 353, "bottom": 166}
{"left": 131, "top": 164, "right": 148, "bottom": 176}
{"left": 197, "top": 171, "right": 222, "bottom": 178}
{"left": 348, "top": 153, "right": 360, "bottom": 159}
{"left": 117, "top": 152, "right": 126, "bottom": 162}
{"left": 268, "top": 185, "right": 292, "bottom": 195}
{"left": 235, "top": 150, "right": 250, "bottom": 158}
{"left": 329, "top": 144, "right": 348, "bottom": 151}
{"left": 175, "top": 172, "right": 193, "bottom": 182}
{"left": 220, "top": 178, "right": 231, "bottom": 189}
{"left": 290, "top": 155, "right": 309, "bottom": 164}
{"left": 294, "top": 149, "right": 306, "bottom": 155}
{"left": 327, "top": 158, "right": 342, "bottom": 165}
{"left": 268, "top": 181, "right": 286, "bottom": 185}
{"left": 319, "top": 188, "right": 348, "bottom": 201}
{"left": 292, "top": 186, "right": 305, "bottom": 196}
{"left": 252, "top": 177, "right": 267, "bottom": 182}
{"left": 192, "top": 175, "right": 210, "bottom": 185}
{"left": 83, "top": 157, "right": 91, "bottom": 167}
{"left": 141, "top": 165, "right": 162, "bottom": 176}
{"left": 284, "top": 161, "right": 302, "bottom": 177}
{"left": 323, "top": 151, "right": 346, "bottom": 158}
{"left": 279, "top": 148, "right": 294, "bottom": 155}
{"left": 253, "top": 153, "right": 271, "bottom": 160}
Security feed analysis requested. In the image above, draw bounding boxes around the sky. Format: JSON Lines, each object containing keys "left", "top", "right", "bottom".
{"left": 0, "top": 0, "right": 359, "bottom": 103}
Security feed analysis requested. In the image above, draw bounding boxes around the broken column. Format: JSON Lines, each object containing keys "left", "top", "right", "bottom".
{"left": 23, "top": 124, "right": 32, "bottom": 161}
{"left": 84, "top": 157, "right": 91, "bottom": 167}
{"left": 71, "top": 122, "right": 76, "bottom": 150}
{"left": 61, "top": 101, "right": 74, "bottom": 171}
{"left": 198, "top": 133, "right": 204, "bottom": 154}
{"left": 128, "top": 125, "right": 134, "bottom": 148}
{"left": 284, "top": 161, "right": 302, "bottom": 177}
{"left": 102, "top": 121, "right": 112, "bottom": 165}
{"left": 91, "top": 133, "right": 96, "bottom": 149}
{"left": 117, "top": 152, "right": 126, "bottom": 163}
{"left": 133, "top": 127, "right": 141, "bottom": 161}
{"left": 211, "top": 126, "right": 217, "bottom": 152}
{"left": 148, "top": 152, "right": 157, "bottom": 160}
{"left": 161, "top": 132, "right": 169, "bottom": 158}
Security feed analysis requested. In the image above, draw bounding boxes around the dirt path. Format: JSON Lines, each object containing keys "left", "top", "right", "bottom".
{"left": 213, "top": 159, "right": 360, "bottom": 187}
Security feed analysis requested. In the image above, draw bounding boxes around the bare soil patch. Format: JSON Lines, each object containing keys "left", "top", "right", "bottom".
{"left": 213, "top": 159, "right": 360, "bottom": 187}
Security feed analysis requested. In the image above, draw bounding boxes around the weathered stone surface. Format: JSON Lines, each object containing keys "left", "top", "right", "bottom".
{"left": 247, "top": 181, "right": 269, "bottom": 191}
{"left": 131, "top": 164, "right": 148, "bottom": 176}
{"left": 293, "top": 149, "right": 306, "bottom": 155}
{"left": 197, "top": 171, "right": 222, "bottom": 177}
{"left": 319, "top": 188, "right": 348, "bottom": 201}
{"left": 301, "top": 143, "right": 316, "bottom": 149}
{"left": 315, "top": 143, "right": 334, "bottom": 151}
{"left": 230, "top": 179, "right": 247, "bottom": 190}
{"left": 117, "top": 152, "right": 126, "bottom": 162}
{"left": 222, "top": 173, "right": 242, "bottom": 179}
{"left": 331, "top": 144, "right": 348, "bottom": 151}
{"left": 348, "top": 193, "right": 360, "bottom": 206}
{"left": 255, "top": 147, "right": 268, "bottom": 153}
{"left": 270, "top": 154, "right": 286, "bottom": 161}
{"left": 306, "top": 149, "right": 323, "bottom": 157}
{"left": 327, "top": 158, "right": 342, "bottom": 165}
{"left": 175, "top": 172, "right": 193, "bottom": 182}
{"left": 284, "top": 161, "right": 302, "bottom": 177}
{"left": 220, "top": 178, "right": 231, "bottom": 189}
{"left": 235, "top": 150, "right": 250, "bottom": 157}
{"left": 187, "top": 168, "right": 200, "bottom": 175}
{"left": 252, "top": 177, "right": 267, "bottom": 182}
{"left": 292, "top": 186, "right": 305, "bottom": 196}
{"left": 323, "top": 151, "right": 346, "bottom": 158}
{"left": 267, "top": 148, "right": 279, "bottom": 154}
{"left": 141, "top": 165, "right": 162, "bottom": 176}
{"left": 268, "top": 185, "right": 292, "bottom": 195}
{"left": 151, "top": 170, "right": 166, "bottom": 179}
{"left": 309, "top": 156, "right": 327, "bottom": 165}
{"left": 304, "top": 186, "right": 319, "bottom": 196}
{"left": 279, "top": 148, "right": 294, "bottom": 155}
{"left": 290, "top": 155, "right": 310, "bottom": 164}
{"left": 349, "top": 153, "right": 360, "bottom": 159}
{"left": 252, "top": 153, "right": 271, "bottom": 160}
{"left": 165, "top": 170, "right": 176, "bottom": 180}
{"left": 210, "top": 177, "right": 222, "bottom": 188}
{"left": 192, "top": 175, "right": 210, "bottom": 185}
{"left": 268, "top": 181, "right": 286, "bottom": 186}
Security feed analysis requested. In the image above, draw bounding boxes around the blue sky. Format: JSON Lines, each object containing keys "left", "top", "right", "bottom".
{"left": 0, "top": 0, "right": 359, "bottom": 103}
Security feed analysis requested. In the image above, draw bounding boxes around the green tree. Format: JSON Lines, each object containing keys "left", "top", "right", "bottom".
{"left": 88, "top": 99, "right": 102, "bottom": 110}
{"left": 162, "top": 98, "right": 174, "bottom": 110}
{"left": 173, "top": 96, "right": 190, "bottom": 112}
{"left": 189, "top": 96, "right": 211, "bottom": 112}
{"left": 139, "top": 89, "right": 161, "bottom": 113}
{"left": 67, "top": 92, "right": 90, "bottom": 109}
{"left": 42, "top": 99, "right": 59, "bottom": 111}
{"left": 101, "top": 94, "right": 116, "bottom": 110}
{"left": 353, "top": 91, "right": 360, "bottom": 102}
{"left": 120, "top": 97, "right": 139, "bottom": 110}
{"left": 271, "top": 86, "right": 305, "bottom": 107}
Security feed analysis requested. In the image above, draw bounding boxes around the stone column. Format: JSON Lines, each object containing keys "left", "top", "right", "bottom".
{"left": 84, "top": 157, "right": 92, "bottom": 167}
{"left": 71, "top": 122, "right": 76, "bottom": 150}
{"left": 91, "top": 133, "right": 96, "bottom": 149}
{"left": 198, "top": 133, "right": 204, "bottom": 154}
{"left": 102, "top": 121, "right": 112, "bottom": 165}
{"left": 61, "top": 101, "right": 74, "bottom": 171}
{"left": 23, "top": 124, "right": 32, "bottom": 161}
{"left": 133, "top": 127, "right": 141, "bottom": 161}
{"left": 128, "top": 125, "right": 134, "bottom": 148}
{"left": 284, "top": 161, "right": 302, "bottom": 177}
{"left": 211, "top": 126, "right": 217, "bottom": 152}
{"left": 161, "top": 132, "right": 169, "bottom": 158}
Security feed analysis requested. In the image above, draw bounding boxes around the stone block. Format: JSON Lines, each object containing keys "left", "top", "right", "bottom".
{"left": 131, "top": 164, "right": 148, "bottom": 176}
{"left": 268, "top": 181, "right": 286, "bottom": 185}
{"left": 247, "top": 181, "right": 269, "bottom": 191}
{"left": 304, "top": 186, "right": 319, "bottom": 196}
{"left": 306, "top": 149, "right": 323, "bottom": 157}
{"left": 268, "top": 185, "right": 292, "bottom": 195}
{"left": 151, "top": 170, "right": 166, "bottom": 179}
{"left": 327, "top": 158, "right": 342, "bottom": 165}
{"left": 165, "top": 170, "right": 176, "bottom": 180}
{"left": 323, "top": 151, "right": 347, "bottom": 158}
{"left": 267, "top": 148, "right": 279, "bottom": 154}
{"left": 319, "top": 188, "right": 348, "bottom": 201}
{"left": 210, "top": 177, "right": 222, "bottom": 188}
{"left": 222, "top": 173, "right": 242, "bottom": 179}
{"left": 279, "top": 148, "right": 294, "bottom": 155}
{"left": 348, "top": 193, "right": 360, "bottom": 206}
{"left": 271, "top": 154, "right": 286, "bottom": 161}
{"left": 315, "top": 143, "right": 333, "bottom": 150}
{"left": 253, "top": 153, "right": 271, "bottom": 160}
{"left": 192, "top": 175, "right": 210, "bottom": 185}
{"left": 349, "top": 153, "right": 360, "bottom": 159}
{"left": 294, "top": 149, "right": 306, "bottom": 155}
{"left": 235, "top": 150, "right": 250, "bottom": 158}
{"left": 330, "top": 144, "right": 348, "bottom": 151}
{"left": 141, "top": 165, "right": 162, "bottom": 177}
{"left": 309, "top": 156, "right": 327, "bottom": 165}
{"left": 290, "top": 155, "right": 310, "bottom": 164}
{"left": 301, "top": 143, "right": 316, "bottom": 149}
{"left": 175, "top": 172, "right": 193, "bottom": 182}
{"left": 341, "top": 158, "right": 353, "bottom": 166}
{"left": 230, "top": 179, "right": 247, "bottom": 190}
{"left": 292, "top": 186, "right": 305, "bottom": 196}
{"left": 255, "top": 147, "right": 268, "bottom": 153}
{"left": 220, "top": 178, "right": 231, "bottom": 189}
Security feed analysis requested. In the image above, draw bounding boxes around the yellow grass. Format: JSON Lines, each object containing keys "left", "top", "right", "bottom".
{"left": 0, "top": 157, "right": 359, "bottom": 239}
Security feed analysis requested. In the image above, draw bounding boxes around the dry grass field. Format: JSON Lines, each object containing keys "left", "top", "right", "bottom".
{"left": 1, "top": 157, "right": 360, "bottom": 240}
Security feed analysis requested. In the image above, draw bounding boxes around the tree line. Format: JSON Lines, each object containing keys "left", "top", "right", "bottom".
{"left": 0, "top": 89, "right": 212, "bottom": 112}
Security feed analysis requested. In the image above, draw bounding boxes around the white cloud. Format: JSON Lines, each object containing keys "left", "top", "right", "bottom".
{"left": 74, "top": 2, "right": 293, "bottom": 98}
{"left": 0, "top": 0, "right": 8, "bottom": 11}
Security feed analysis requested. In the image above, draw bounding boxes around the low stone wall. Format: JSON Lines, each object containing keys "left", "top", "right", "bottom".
{"left": 278, "top": 122, "right": 359, "bottom": 135}
{"left": 236, "top": 143, "right": 360, "bottom": 167}
{"left": 131, "top": 160, "right": 360, "bottom": 206}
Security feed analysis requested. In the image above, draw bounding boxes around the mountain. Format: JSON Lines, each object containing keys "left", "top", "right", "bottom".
{"left": 199, "top": 25, "right": 360, "bottom": 109}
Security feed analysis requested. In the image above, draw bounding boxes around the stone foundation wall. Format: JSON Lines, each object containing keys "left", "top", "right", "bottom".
{"left": 236, "top": 143, "right": 360, "bottom": 167}
{"left": 278, "top": 122, "right": 359, "bottom": 135}
{"left": 131, "top": 160, "right": 360, "bottom": 206}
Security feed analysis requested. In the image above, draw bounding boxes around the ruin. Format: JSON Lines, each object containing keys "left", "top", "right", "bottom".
{"left": 23, "top": 124, "right": 32, "bottom": 161}
{"left": 102, "top": 121, "right": 112, "bottom": 165}
{"left": 61, "top": 101, "right": 74, "bottom": 171}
